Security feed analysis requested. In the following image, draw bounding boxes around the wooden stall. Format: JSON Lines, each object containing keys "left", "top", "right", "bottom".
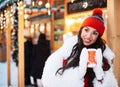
{"left": 107, "top": 0, "right": 120, "bottom": 86}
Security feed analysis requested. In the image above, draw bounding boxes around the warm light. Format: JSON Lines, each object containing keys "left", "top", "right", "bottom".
{"left": 40, "top": 24, "right": 45, "bottom": 33}
{"left": 18, "top": 1, "right": 23, "bottom": 6}
{"left": 71, "top": 0, "right": 74, "bottom": 3}
{"left": 66, "top": 18, "right": 75, "bottom": 25}
{"left": 76, "top": 18, "right": 82, "bottom": 23}
{"left": 32, "top": 1, "right": 35, "bottom": 6}
{"left": 24, "top": 14, "right": 29, "bottom": 19}
{"left": 47, "top": 9, "right": 51, "bottom": 15}
{"left": 38, "top": 1, "right": 43, "bottom": 6}
{"left": 82, "top": 2, "right": 88, "bottom": 9}
{"left": 4, "top": 10, "right": 6, "bottom": 13}
{"left": 1, "top": 14, "right": 3, "bottom": 17}
{"left": 45, "top": 3, "right": 50, "bottom": 8}
{"left": 30, "top": 25, "right": 34, "bottom": 34}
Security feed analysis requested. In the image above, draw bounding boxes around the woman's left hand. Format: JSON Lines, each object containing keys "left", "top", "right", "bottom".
{"left": 93, "top": 49, "right": 104, "bottom": 81}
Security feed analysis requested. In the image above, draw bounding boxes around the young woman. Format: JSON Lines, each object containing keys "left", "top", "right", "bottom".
{"left": 41, "top": 8, "right": 118, "bottom": 87}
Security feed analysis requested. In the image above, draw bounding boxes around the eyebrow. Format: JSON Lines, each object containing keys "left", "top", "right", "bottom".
{"left": 84, "top": 27, "right": 99, "bottom": 34}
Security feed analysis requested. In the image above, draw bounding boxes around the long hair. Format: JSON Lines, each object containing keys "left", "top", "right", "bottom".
{"left": 56, "top": 29, "right": 110, "bottom": 75}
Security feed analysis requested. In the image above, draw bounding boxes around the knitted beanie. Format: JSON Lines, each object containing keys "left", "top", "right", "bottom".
{"left": 80, "top": 8, "right": 105, "bottom": 36}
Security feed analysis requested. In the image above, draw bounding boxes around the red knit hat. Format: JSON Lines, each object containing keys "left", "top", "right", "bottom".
{"left": 81, "top": 8, "right": 105, "bottom": 36}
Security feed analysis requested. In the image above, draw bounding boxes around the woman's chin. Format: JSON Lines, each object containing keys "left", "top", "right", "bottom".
{"left": 83, "top": 42, "right": 91, "bottom": 46}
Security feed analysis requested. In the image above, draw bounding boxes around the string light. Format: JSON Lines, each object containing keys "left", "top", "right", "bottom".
{"left": 82, "top": 1, "right": 88, "bottom": 9}
{"left": 45, "top": 2, "right": 50, "bottom": 8}
{"left": 38, "top": 0, "right": 43, "bottom": 6}
{"left": 71, "top": 0, "right": 74, "bottom": 3}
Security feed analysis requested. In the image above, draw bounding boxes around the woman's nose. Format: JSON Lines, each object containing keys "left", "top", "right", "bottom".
{"left": 86, "top": 33, "right": 92, "bottom": 38}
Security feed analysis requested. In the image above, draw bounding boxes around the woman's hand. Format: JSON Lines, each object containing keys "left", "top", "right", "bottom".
{"left": 93, "top": 49, "right": 104, "bottom": 81}
{"left": 78, "top": 47, "right": 88, "bottom": 79}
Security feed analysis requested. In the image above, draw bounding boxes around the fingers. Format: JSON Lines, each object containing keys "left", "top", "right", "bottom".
{"left": 93, "top": 48, "right": 104, "bottom": 80}
{"left": 95, "top": 49, "right": 103, "bottom": 66}
{"left": 79, "top": 48, "right": 88, "bottom": 68}
{"left": 78, "top": 47, "right": 88, "bottom": 79}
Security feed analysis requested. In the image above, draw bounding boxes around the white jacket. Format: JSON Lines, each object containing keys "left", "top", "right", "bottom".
{"left": 41, "top": 35, "right": 118, "bottom": 87}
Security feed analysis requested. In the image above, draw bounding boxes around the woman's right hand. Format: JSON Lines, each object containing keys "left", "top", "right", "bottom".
{"left": 78, "top": 48, "right": 88, "bottom": 79}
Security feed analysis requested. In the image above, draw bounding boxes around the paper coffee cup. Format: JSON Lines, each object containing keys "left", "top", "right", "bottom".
{"left": 87, "top": 49, "right": 96, "bottom": 67}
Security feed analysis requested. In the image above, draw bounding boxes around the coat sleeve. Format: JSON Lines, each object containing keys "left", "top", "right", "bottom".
{"left": 93, "top": 45, "right": 118, "bottom": 87}
{"left": 41, "top": 36, "right": 85, "bottom": 87}
{"left": 103, "top": 45, "right": 115, "bottom": 65}
{"left": 93, "top": 68, "right": 118, "bottom": 87}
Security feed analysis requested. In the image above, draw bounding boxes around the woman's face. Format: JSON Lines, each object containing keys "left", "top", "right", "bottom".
{"left": 81, "top": 26, "right": 99, "bottom": 46}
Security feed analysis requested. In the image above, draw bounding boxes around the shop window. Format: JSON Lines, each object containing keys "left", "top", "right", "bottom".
{"left": 54, "top": 19, "right": 64, "bottom": 50}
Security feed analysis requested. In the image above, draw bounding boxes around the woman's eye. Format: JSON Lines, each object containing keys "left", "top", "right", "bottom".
{"left": 84, "top": 28, "right": 89, "bottom": 32}
{"left": 93, "top": 31, "right": 99, "bottom": 35}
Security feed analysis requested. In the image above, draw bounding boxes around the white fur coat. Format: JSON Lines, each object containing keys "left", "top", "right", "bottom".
{"left": 41, "top": 35, "right": 118, "bottom": 87}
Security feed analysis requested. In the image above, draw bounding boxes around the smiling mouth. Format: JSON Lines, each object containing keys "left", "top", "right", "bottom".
{"left": 84, "top": 39, "right": 91, "bottom": 43}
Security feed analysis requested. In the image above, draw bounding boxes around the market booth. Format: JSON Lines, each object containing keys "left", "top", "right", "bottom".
{"left": 0, "top": 0, "right": 120, "bottom": 87}
{"left": 24, "top": 0, "right": 65, "bottom": 51}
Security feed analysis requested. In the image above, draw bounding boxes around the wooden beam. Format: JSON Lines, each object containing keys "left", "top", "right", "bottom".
{"left": 107, "top": 0, "right": 120, "bottom": 86}
{"left": 6, "top": 6, "right": 11, "bottom": 87}
{"left": 18, "top": 2, "right": 25, "bottom": 87}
